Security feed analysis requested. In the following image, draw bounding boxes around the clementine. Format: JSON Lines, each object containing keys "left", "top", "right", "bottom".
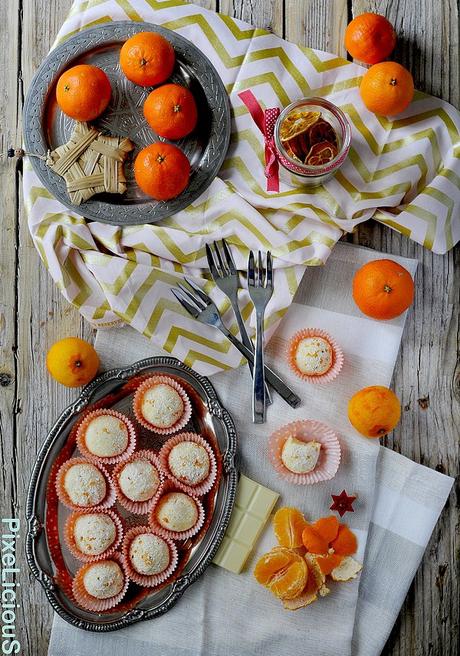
{"left": 272, "top": 507, "right": 307, "bottom": 549}
{"left": 144, "top": 83, "right": 198, "bottom": 140}
{"left": 360, "top": 62, "right": 414, "bottom": 116}
{"left": 56, "top": 65, "right": 111, "bottom": 121}
{"left": 46, "top": 337, "right": 99, "bottom": 387}
{"left": 348, "top": 385, "right": 401, "bottom": 438}
{"left": 120, "top": 32, "right": 175, "bottom": 87}
{"left": 352, "top": 258, "right": 414, "bottom": 320}
{"left": 134, "top": 142, "right": 190, "bottom": 200}
{"left": 254, "top": 547, "right": 308, "bottom": 600}
{"left": 345, "top": 12, "right": 396, "bottom": 64}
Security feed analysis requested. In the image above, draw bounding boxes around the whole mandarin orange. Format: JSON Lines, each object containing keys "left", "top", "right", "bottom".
{"left": 360, "top": 61, "right": 414, "bottom": 116}
{"left": 348, "top": 385, "right": 401, "bottom": 438}
{"left": 56, "top": 65, "right": 111, "bottom": 121}
{"left": 144, "top": 83, "right": 198, "bottom": 140}
{"left": 120, "top": 32, "right": 175, "bottom": 87}
{"left": 352, "top": 258, "right": 414, "bottom": 320}
{"left": 46, "top": 337, "right": 99, "bottom": 387}
{"left": 345, "top": 12, "right": 396, "bottom": 64}
{"left": 134, "top": 142, "right": 190, "bottom": 201}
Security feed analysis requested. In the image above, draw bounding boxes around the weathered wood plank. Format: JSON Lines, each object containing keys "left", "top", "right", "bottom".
{"left": 350, "top": 2, "right": 459, "bottom": 655}
{"left": 3, "top": 0, "right": 458, "bottom": 655}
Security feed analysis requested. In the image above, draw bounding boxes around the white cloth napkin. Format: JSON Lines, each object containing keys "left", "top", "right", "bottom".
{"left": 48, "top": 242, "right": 453, "bottom": 656}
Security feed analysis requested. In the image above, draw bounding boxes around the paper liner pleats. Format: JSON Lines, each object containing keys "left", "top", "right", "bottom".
{"left": 132, "top": 375, "right": 192, "bottom": 435}
{"left": 158, "top": 432, "right": 218, "bottom": 497}
{"left": 111, "top": 449, "right": 165, "bottom": 515}
{"left": 76, "top": 408, "right": 137, "bottom": 465}
{"left": 122, "top": 525, "right": 178, "bottom": 588}
{"left": 268, "top": 420, "right": 341, "bottom": 485}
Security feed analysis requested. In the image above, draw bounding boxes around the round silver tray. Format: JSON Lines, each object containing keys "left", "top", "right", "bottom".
{"left": 26, "top": 357, "right": 238, "bottom": 632}
{"left": 23, "top": 22, "right": 231, "bottom": 225}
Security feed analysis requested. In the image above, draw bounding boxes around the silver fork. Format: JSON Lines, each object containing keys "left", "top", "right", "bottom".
{"left": 171, "top": 278, "right": 301, "bottom": 410}
{"left": 205, "top": 240, "right": 272, "bottom": 405}
{"left": 247, "top": 251, "right": 273, "bottom": 423}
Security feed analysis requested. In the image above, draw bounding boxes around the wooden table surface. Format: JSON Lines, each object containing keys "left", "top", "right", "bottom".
{"left": 0, "top": 1, "right": 458, "bottom": 654}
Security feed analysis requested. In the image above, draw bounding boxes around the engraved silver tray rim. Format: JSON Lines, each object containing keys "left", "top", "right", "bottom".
{"left": 23, "top": 21, "right": 231, "bottom": 225}
{"left": 25, "top": 356, "right": 238, "bottom": 632}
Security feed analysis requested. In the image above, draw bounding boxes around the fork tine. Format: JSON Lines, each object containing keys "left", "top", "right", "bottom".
{"left": 248, "top": 251, "right": 255, "bottom": 287}
{"left": 171, "top": 289, "right": 200, "bottom": 318}
{"left": 205, "top": 243, "right": 221, "bottom": 280}
{"left": 213, "top": 242, "right": 229, "bottom": 276}
{"left": 183, "top": 277, "right": 213, "bottom": 307}
{"left": 221, "top": 238, "right": 236, "bottom": 274}
{"left": 258, "top": 251, "right": 264, "bottom": 287}
{"left": 266, "top": 251, "right": 273, "bottom": 288}
{"left": 178, "top": 283, "right": 207, "bottom": 310}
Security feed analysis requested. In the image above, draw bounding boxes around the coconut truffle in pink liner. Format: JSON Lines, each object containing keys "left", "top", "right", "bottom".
{"left": 72, "top": 554, "right": 129, "bottom": 612}
{"left": 133, "top": 376, "right": 191, "bottom": 435}
{"left": 287, "top": 329, "right": 344, "bottom": 384}
{"left": 76, "top": 409, "right": 136, "bottom": 464}
{"left": 112, "top": 451, "right": 164, "bottom": 514}
{"left": 64, "top": 509, "right": 123, "bottom": 562}
{"left": 122, "top": 526, "right": 178, "bottom": 587}
{"left": 150, "top": 489, "right": 205, "bottom": 540}
{"left": 159, "top": 432, "right": 218, "bottom": 496}
{"left": 56, "top": 458, "right": 115, "bottom": 511}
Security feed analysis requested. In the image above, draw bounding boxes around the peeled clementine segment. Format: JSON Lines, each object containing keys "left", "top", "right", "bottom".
{"left": 331, "top": 524, "right": 358, "bottom": 556}
{"left": 305, "top": 553, "right": 329, "bottom": 596}
{"left": 301, "top": 525, "right": 329, "bottom": 555}
{"left": 315, "top": 553, "right": 344, "bottom": 576}
{"left": 311, "top": 516, "right": 340, "bottom": 543}
{"left": 273, "top": 507, "right": 307, "bottom": 548}
{"left": 254, "top": 547, "right": 308, "bottom": 600}
{"left": 254, "top": 548, "right": 293, "bottom": 586}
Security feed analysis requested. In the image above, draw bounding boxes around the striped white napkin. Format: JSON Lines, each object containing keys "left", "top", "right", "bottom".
{"left": 48, "top": 242, "right": 453, "bottom": 656}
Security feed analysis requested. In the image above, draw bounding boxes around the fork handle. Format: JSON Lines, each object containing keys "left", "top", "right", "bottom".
{"left": 253, "top": 312, "right": 266, "bottom": 423}
{"left": 220, "top": 327, "right": 301, "bottom": 409}
{"left": 230, "top": 298, "right": 272, "bottom": 406}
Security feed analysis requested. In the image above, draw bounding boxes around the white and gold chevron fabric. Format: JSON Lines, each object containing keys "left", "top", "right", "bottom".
{"left": 24, "top": 0, "right": 460, "bottom": 375}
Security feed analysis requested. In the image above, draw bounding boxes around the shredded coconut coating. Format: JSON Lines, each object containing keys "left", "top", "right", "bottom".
{"left": 129, "top": 534, "right": 170, "bottom": 575}
{"left": 156, "top": 492, "right": 198, "bottom": 532}
{"left": 168, "top": 441, "right": 210, "bottom": 485}
{"left": 295, "top": 337, "right": 332, "bottom": 375}
{"left": 83, "top": 561, "right": 124, "bottom": 599}
{"left": 74, "top": 513, "right": 116, "bottom": 555}
{"left": 84, "top": 415, "right": 129, "bottom": 457}
{"left": 141, "top": 384, "right": 184, "bottom": 428}
{"left": 64, "top": 463, "right": 107, "bottom": 507}
{"left": 118, "top": 459, "right": 160, "bottom": 502}
{"left": 281, "top": 436, "right": 321, "bottom": 473}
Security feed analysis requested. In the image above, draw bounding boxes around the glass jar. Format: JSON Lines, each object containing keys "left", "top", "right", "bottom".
{"left": 273, "top": 97, "right": 351, "bottom": 187}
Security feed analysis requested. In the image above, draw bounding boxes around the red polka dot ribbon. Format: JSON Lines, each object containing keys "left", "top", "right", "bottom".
{"left": 238, "top": 89, "right": 280, "bottom": 192}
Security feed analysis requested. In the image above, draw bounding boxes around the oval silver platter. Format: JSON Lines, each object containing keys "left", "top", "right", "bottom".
{"left": 23, "top": 21, "right": 231, "bottom": 225}
{"left": 26, "top": 357, "right": 238, "bottom": 632}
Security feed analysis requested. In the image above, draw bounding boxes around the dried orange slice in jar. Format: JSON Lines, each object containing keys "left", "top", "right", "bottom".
{"left": 254, "top": 547, "right": 308, "bottom": 600}
{"left": 308, "top": 120, "right": 338, "bottom": 148}
{"left": 279, "top": 111, "right": 321, "bottom": 142}
{"left": 305, "top": 141, "right": 338, "bottom": 166}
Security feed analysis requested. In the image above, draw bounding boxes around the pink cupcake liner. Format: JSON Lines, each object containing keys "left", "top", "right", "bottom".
{"left": 133, "top": 375, "right": 192, "bottom": 435}
{"left": 72, "top": 552, "right": 129, "bottom": 612}
{"left": 76, "top": 408, "right": 137, "bottom": 465}
{"left": 122, "top": 525, "right": 178, "bottom": 588}
{"left": 149, "top": 485, "right": 205, "bottom": 541}
{"left": 287, "top": 328, "right": 344, "bottom": 384}
{"left": 111, "top": 450, "right": 165, "bottom": 515}
{"left": 64, "top": 509, "right": 124, "bottom": 563}
{"left": 55, "top": 457, "right": 116, "bottom": 511}
{"left": 268, "top": 419, "right": 341, "bottom": 485}
{"left": 158, "top": 432, "right": 217, "bottom": 497}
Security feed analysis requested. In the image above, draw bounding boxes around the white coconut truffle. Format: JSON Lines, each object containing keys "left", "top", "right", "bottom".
{"left": 84, "top": 414, "right": 129, "bottom": 458}
{"left": 168, "top": 441, "right": 210, "bottom": 485}
{"left": 82, "top": 561, "right": 124, "bottom": 599}
{"left": 64, "top": 463, "right": 107, "bottom": 507}
{"left": 141, "top": 384, "right": 184, "bottom": 428}
{"left": 295, "top": 337, "right": 332, "bottom": 375}
{"left": 73, "top": 513, "right": 116, "bottom": 556}
{"left": 281, "top": 436, "right": 321, "bottom": 474}
{"left": 129, "top": 534, "right": 170, "bottom": 576}
{"left": 156, "top": 492, "right": 198, "bottom": 532}
{"left": 118, "top": 459, "right": 160, "bottom": 502}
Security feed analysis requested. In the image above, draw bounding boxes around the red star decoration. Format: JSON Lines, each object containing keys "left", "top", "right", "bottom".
{"left": 330, "top": 490, "right": 357, "bottom": 517}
